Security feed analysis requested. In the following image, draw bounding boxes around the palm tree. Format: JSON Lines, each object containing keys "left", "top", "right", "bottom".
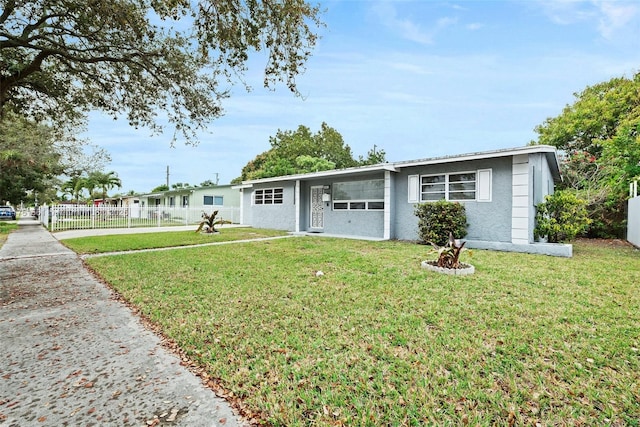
{"left": 62, "top": 175, "right": 86, "bottom": 203}
{"left": 88, "top": 171, "right": 122, "bottom": 202}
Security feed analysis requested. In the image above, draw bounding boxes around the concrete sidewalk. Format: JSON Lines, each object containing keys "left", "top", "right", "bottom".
{"left": 53, "top": 224, "right": 248, "bottom": 240}
{"left": 0, "top": 219, "right": 247, "bottom": 426}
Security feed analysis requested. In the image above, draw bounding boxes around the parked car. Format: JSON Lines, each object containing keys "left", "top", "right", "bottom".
{"left": 0, "top": 206, "right": 16, "bottom": 220}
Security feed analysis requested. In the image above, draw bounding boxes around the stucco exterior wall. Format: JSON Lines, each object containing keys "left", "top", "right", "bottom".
{"left": 243, "top": 182, "right": 297, "bottom": 231}
{"left": 191, "top": 185, "right": 240, "bottom": 210}
{"left": 299, "top": 175, "right": 386, "bottom": 239}
{"left": 392, "top": 157, "right": 513, "bottom": 242}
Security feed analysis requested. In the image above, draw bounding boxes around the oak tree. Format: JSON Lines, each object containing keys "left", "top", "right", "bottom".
{"left": 0, "top": 0, "right": 323, "bottom": 142}
{"left": 0, "top": 111, "right": 61, "bottom": 204}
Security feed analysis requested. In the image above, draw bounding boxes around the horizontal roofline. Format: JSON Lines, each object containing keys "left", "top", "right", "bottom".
{"left": 241, "top": 163, "right": 397, "bottom": 185}
{"left": 394, "top": 145, "right": 557, "bottom": 168}
{"left": 241, "top": 145, "right": 561, "bottom": 185}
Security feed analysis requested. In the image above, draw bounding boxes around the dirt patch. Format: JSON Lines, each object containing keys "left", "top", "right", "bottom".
{"left": 575, "top": 238, "right": 635, "bottom": 248}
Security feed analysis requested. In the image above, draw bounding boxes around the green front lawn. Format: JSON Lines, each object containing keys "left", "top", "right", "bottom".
{"left": 84, "top": 237, "right": 640, "bottom": 426}
{"left": 61, "top": 227, "right": 289, "bottom": 254}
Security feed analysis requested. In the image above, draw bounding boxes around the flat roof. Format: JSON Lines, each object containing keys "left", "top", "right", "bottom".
{"left": 240, "top": 145, "right": 561, "bottom": 185}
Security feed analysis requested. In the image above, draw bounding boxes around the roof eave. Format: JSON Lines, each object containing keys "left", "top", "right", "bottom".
{"left": 241, "top": 163, "right": 394, "bottom": 185}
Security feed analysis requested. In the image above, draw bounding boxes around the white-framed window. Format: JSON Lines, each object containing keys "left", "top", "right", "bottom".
{"left": 254, "top": 188, "right": 283, "bottom": 205}
{"left": 332, "top": 179, "right": 384, "bottom": 211}
{"left": 204, "top": 195, "right": 224, "bottom": 206}
{"left": 413, "top": 170, "right": 491, "bottom": 202}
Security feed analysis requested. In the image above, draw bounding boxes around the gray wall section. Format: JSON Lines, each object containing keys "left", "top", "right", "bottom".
{"left": 243, "top": 182, "right": 297, "bottom": 231}
{"left": 299, "top": 175, "right": 386, "bottom": 238}
{"left": 392, "top": 157, "right": 514, "bottom": 242}
{"left": 241, "top": 153, "right": 560, "bottom": 244}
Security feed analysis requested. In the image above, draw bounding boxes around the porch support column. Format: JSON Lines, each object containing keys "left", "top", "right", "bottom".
{"left": 238, "top": 188, "right": 244, "bottom": 225}
{"left": 384, "top": 171, "right": 391, "bottom": 240}
{"left": 295, "top": 180, "right": 301, "bottom": 233}
{"left": 511, "top": 154, "right": 530, "bottom": 244}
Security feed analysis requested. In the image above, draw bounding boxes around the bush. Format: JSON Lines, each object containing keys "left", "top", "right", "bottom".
{"left": 414, "top": 200, "right": 467, "bottom": 246}
{"left": 534, "top": 191, "right": 590, "bottom": 243}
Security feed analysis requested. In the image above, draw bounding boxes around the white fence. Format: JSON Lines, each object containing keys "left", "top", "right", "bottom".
{"left": 39, "top": 205, "right": 240, "bottom": 232}
{"left": 628, "top": 181, "right": 640, "bottom": 247}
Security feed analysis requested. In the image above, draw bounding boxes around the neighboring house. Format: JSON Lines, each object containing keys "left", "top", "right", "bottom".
{"left": 234, "top": 145, "right": 570, "bottom": 256}
{"left": 138, "top": 184, "right": 241, "bottom": 223}
{"left": 104, "top": 195, "right": 140, "bottom": 207}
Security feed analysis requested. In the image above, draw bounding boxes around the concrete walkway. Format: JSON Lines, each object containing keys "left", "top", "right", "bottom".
{"left": 0, "top": 219, "right": 247, "bottom": 426}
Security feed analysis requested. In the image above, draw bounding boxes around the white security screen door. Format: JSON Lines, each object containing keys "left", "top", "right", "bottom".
{"left": 310, "top": 186, "right": 324, "bottom": 229}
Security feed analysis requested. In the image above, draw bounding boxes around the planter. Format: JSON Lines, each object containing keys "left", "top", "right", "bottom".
{"left": 421, "top": 260, "right": 475, "bottom": 276}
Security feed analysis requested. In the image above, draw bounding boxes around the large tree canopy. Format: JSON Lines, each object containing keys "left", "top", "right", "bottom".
{"left": 0, "top": 111, "right": 61, "bottom": 204}
{"left": 235, "top": 122, "right": 386, "bottom": 182}
{"left": 534, "top": 71, "right": 640, "bottom": 237}
{"left": 0, "top": 0, "right": 323, "bottom": 142}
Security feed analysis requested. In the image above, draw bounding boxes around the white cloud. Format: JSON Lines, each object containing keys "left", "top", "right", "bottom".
{"left": 537, "top": 0, "right": 594, "bottom": 25}
{"left": 370, "top": 1, "right": 458, "bottom": 45}
{"left": 536, "top": 0, "right": 638, "bottom": 39}
{"left": 596, "top": 1, "right": 638, "bottom": 39}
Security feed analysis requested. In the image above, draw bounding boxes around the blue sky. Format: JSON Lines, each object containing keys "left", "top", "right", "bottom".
{"left": 83, "top": 0, "right": 640, "bottom": 194}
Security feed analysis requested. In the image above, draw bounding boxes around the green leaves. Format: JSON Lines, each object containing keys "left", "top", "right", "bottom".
{"left": 534, "top": 71, "right": 640, "bottom": 237}
{"left": 414, "top": 200, "right": 468, "bottom": 246}
{"left": 0, "top": 112, "right": 62, "bottom": 204}
{"left": 238, "top": 122, "right": 387, "bottom": 181}
{"left": 534, "top": 191, "right": 590, "bottom": 243}
{"left": 0, "top": 0, "right": 323, "bottom": 144}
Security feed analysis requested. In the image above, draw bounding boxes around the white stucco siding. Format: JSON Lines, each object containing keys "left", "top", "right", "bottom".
{"left": 384, "top": 171, "right": 392, "bottom": 239}
{"left": 512, "top": 155, "right": 530, "bottom": 244}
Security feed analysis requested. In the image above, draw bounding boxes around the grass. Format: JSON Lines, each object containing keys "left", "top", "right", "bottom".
{"left": 52, "top": 218, "right": 199, "bottom": 231}
{"left": 0, "top": 221, "right": 18, "bottom": 247}
{"left": 61, "top": 227, "right": 289, "bottom": 254}
{"left": 83, "top": 236, "right": 640, "bottom": 426}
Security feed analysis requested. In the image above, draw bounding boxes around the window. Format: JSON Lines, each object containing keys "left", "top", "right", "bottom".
{"left": 254, "top": 188, "right": 284, "bottom": 205}
{"left": 182, "top": 196, "right": 189, "bottom": 207}
{"left": 204, "top": 195, "right": 225, "bottom": 206}
{"left": 332, "top": 179, "right": 384, "bottom": 210}
{"left": 420, "top": 172, "right": 477, "bottom": 201}
{"left": 169, "top": 196, "right": 175, "bottom": 207}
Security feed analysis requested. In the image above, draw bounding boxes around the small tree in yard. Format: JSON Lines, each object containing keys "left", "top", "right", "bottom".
{"left": 534, "top": 191, "right": 590, "bottom": 243}
{"left": 196, "top": 211, "right": 231, "bottom": 234}
{"left": 429, "top": 232, "right": 469, "bottom": 269}
{"left": 414, "top": 200, "right": 468, "bottom": 246}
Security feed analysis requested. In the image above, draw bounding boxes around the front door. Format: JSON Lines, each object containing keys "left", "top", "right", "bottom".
{"left": 310, "top": 186, "right": 324, "bottom": 229}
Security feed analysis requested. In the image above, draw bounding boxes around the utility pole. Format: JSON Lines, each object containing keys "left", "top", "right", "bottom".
{"left": 166, "top": 166, "right": 170, "bottom": 188}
